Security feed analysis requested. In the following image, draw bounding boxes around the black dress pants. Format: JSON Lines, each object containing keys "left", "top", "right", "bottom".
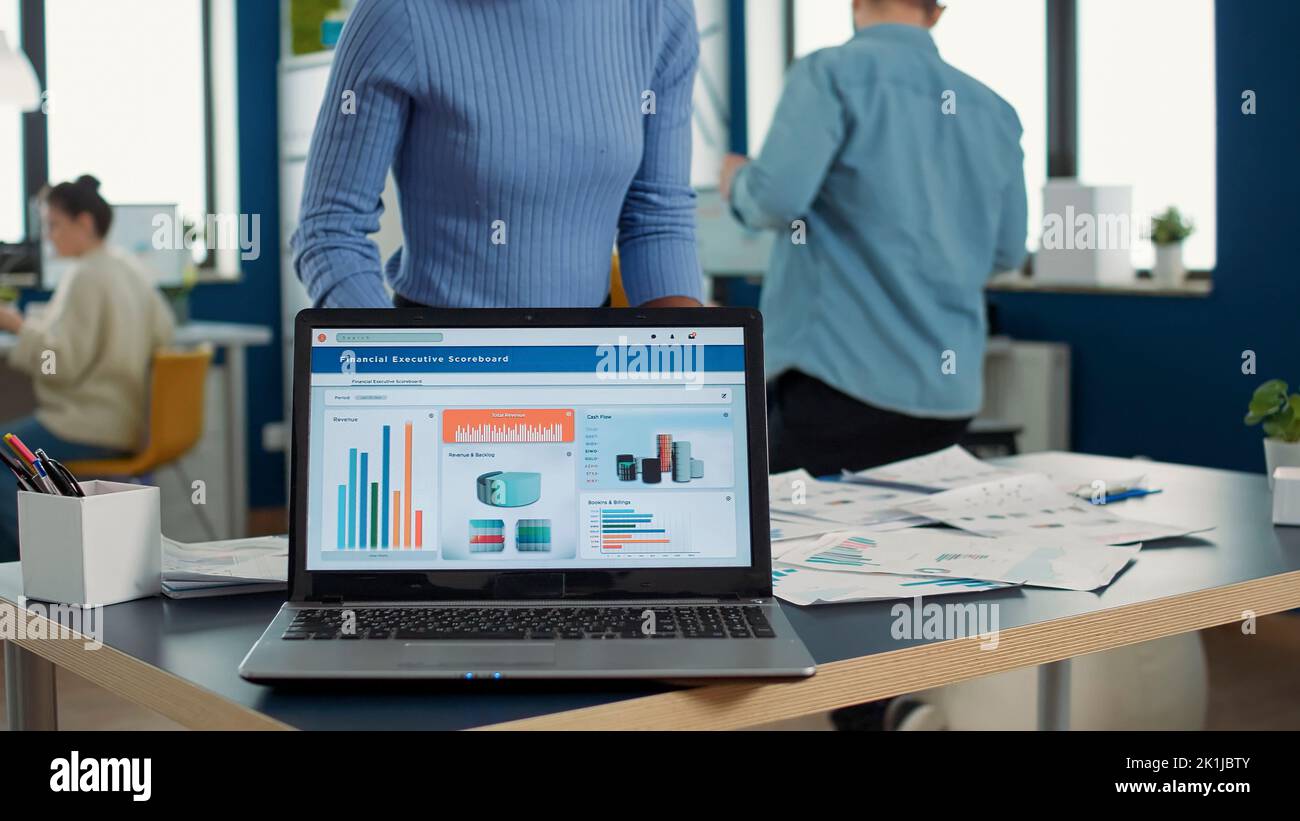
{"left": 766, "top": 371, "right": 972, "bottom": 476}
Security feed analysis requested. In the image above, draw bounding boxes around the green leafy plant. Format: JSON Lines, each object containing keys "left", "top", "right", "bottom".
{"left": 1245, "top": 379, "right": 1300, "bottom": 442}
{"left": 1151, "top": 206, "right": 1195, "bottom": 246}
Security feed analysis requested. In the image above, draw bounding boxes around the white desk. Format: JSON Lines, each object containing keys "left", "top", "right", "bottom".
{"left": 0, "top": 321, "right": 273, "bottom": 537}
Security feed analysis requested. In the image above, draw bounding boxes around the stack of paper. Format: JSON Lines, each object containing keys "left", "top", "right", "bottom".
{"left": 162, "top": 535, "right": 289, "bottom": 599}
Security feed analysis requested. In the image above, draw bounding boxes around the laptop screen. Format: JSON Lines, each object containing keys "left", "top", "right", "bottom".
{"left": 304, "top": 326, "right": 753, "bottom": 571}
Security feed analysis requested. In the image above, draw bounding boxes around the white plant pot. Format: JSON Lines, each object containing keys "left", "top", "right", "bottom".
{"left": 1152, "top": 243, "right": 1186, "bottom": 285}
{"left": 1264, "top": 438, "right": 1300, "bottom": 488}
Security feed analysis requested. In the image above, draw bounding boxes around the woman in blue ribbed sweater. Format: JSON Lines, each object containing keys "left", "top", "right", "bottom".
{"left": 293, "top": 0, "right": 704, "bottom": 310}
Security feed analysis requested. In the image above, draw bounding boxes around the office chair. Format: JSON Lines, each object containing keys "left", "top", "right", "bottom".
{"left": 610, "top": 252, "right": 629, "bottom": 307}
{"left": 65, "top": 346, "right": 217, "bottom": 538}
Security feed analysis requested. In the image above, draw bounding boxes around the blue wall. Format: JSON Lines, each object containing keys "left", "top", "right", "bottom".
{"left": 986, "top": 0, "right": 1299, "bottom": 473}
{"left": 189, "top": 0, "right": 283, "bottom": 509}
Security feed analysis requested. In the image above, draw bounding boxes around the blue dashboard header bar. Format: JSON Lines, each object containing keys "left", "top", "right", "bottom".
{"left": 311, "top": 345, "right": 746, "bottom": 374}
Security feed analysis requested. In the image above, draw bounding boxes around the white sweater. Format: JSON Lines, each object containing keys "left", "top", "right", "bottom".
{"left": 8, "top": 247, "right": 176, "bottom": 450}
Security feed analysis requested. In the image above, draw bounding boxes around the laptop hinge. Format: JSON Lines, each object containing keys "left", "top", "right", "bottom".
{"left": 318, "top": 595, "right": 345, "bottom": 605}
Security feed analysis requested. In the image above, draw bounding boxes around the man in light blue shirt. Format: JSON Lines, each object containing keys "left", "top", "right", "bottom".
{"left": 722, "top": 0, "right": 1027, "bottom": 475}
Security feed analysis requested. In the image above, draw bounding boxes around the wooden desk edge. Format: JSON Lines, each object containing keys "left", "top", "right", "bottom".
{"left": 5, "top": 569, "right": 1298, "bottom": 732}
{"left": 475, "top": 570, "right": 1300, "bottom": 731}
{"left": 0, "top": 595, "right": 292, "bottom": 731}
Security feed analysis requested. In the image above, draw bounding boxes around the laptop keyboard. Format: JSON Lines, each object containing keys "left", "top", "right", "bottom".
{"left": 282, "top": 605, "right": 776, "bottom": 641}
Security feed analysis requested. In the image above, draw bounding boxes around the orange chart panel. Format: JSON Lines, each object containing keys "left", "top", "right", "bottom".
{"left": 442, "top": 409, "right": 575, "bottom": 443}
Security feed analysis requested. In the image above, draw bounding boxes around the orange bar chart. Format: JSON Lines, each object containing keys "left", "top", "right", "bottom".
{"left": 403, "top": 422, "right": 413, "bottom": 548}
{"left": 442, "top": 409, "right": 575, "bottom": 443}
{"left": 392, "top": 491, "right": 401, "bottom": 547}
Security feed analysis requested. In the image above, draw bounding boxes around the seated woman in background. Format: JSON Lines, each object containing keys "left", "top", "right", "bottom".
{"left": 0, "top": 175, "right": 176, "bottom": 561}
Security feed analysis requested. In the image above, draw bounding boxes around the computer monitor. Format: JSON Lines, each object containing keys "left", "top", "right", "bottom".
{"left": 40, "top": 202, "right": 188, "bottom": 289}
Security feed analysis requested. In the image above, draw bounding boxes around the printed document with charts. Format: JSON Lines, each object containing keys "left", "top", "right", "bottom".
{"left": 768, "top": 469, "right": 930, "bottom": 529}
{"left": 781, "top": 529, "right": 1141, "bottom": 591}
{"left": 897, "top": 473, "right": 1212, "bottom": 545}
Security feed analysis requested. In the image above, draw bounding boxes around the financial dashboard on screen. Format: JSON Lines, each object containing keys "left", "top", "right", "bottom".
{"left": 304, "top": 326, "right": 753, "bottom": 571}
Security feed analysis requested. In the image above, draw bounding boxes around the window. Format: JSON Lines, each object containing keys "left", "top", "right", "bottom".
{"left": 784, "top": 0, "right": 1217, "bottom": 273}
{"left": 692, "top": 0, "right": 730, "bottom": 187}
{"left": 790, "top": 0, "right": 1046, "bottom": 259}
{"left": 792, "top": 0, "right": 852, "bottom": 57}
{"left": 1078, "top": 0, "right": 1216, "bottom": 270}
{"left": 1, "top": 0, "right": 21, "bottom": 243}
{"left": 16, "top": 0, "right": 242, "bottom": 277}
{"left": 44, "top": 0, "right": 207, "bottom": 235}
{"left": 930, "top": 0, "right": 1047, "bottom": 265}
{"left": 743, "top": 3, "right": 787, "bottom": 156}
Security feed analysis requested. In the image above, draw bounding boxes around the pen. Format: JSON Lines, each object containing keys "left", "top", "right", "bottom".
{"left": 1089, "top": 488, "right": 1163, "bottom": 505}
{"left": 42, "top": 455, "right": 84, "bottom": 498}
{"left": 37, "top": 449, "right": 73, "bottom": 495}
{"left": 3, "top": 433, "right": 37, "bottom": 473}
{"left": 37, "top": 450, "right": 81, "bottom": 496}
{"left": 31, "top": 458, "right": 61, "bottom": 495}
{"left": 0, "top": 449, "right": 38, "bottom": 492}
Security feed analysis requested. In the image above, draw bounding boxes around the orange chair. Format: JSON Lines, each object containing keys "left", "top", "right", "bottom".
{"left": 610, "top": 252, "right": 630, "bottom": 307}
{"left": 67, "top": 347, "right": 215, "bottom": 535}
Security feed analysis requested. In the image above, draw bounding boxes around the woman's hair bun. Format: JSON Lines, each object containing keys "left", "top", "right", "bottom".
{"left": 46, "top": 174, "right": 113, "bottom": 238}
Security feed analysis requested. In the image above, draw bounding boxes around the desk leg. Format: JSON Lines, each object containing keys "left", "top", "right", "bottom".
{"left": 1036, "top": 658, "right": 1071, "bottom": 731}
{"left": 223, "top": 344, "right": 248, "bottom": 539}
{"left": 4, "top": 641, "right": 58, "bottom": 731}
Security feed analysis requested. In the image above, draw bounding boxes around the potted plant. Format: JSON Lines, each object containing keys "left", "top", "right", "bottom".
{"left": 1245, "top": 379, "right": 1300, "bottom": 487}
{"left": 1150, "top": 206, "right": 1195, "bottom": 285}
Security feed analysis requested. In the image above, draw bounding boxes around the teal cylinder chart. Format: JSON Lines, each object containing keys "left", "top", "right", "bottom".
{"left": 672, "top": 441, "right": 692, "bottom": 482}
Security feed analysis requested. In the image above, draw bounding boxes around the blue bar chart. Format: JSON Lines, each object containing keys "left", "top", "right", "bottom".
{"left": 325, "top": 413, "right": 435, "bottom": 551}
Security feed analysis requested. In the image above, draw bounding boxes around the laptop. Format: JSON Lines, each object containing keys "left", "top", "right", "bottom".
{"left": 239, "top": 307, "right": 816, "bottom": 680}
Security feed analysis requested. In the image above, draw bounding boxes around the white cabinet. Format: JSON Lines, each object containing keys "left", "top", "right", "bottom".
{"left": 980, "top": 338, "right": 1071, "bottom": 453}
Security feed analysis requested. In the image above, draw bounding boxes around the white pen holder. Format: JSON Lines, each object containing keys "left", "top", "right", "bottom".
{"left": 19, "top": 480, "right": 161, "bottom": 606}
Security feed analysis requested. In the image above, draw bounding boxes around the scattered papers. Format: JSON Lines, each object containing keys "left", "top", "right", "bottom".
{"left": 768, "top": 469, "right": 930, "bottom": 528}
{"left": 769, "top": 516, "right": 837, "bottom": 543}
{"left": 770, "top": 534, "right": 821, "bottom": 562}
{"left": 772, "top": 563, "right": 1014, "bottom": 606}
{"left": 844, "top": 445, "right": 1023, "bottom": 491}
{"left": 782, "top": 529, "right": 1141, "bottom": 591}
{"left": 899, "top": 473, "right": 1211, "bottom": 545}
{"left": 162, "top": 535, "right": 288, "bottom": 599}
{"left": 765, "top": 447, "right": 1217, "bottom": 603}
{"left": 1001, "top": 452, "right": 1149, "bottom": 501}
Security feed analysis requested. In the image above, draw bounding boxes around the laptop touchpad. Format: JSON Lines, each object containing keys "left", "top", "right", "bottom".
{"left": 399, "top": 642, "right": 556, "bottom": 667}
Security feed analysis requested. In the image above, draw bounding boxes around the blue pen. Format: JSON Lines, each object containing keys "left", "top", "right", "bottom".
{"left": 32, "top": 459, "right": 61, "bottom": 495}
{"left": 1090, "top": 488, "right": 1162, "bottom": 505}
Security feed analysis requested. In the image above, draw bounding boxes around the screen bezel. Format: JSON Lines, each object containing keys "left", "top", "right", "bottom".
{"left": 290, "top": 307, "right": 772, "bottom": 602}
